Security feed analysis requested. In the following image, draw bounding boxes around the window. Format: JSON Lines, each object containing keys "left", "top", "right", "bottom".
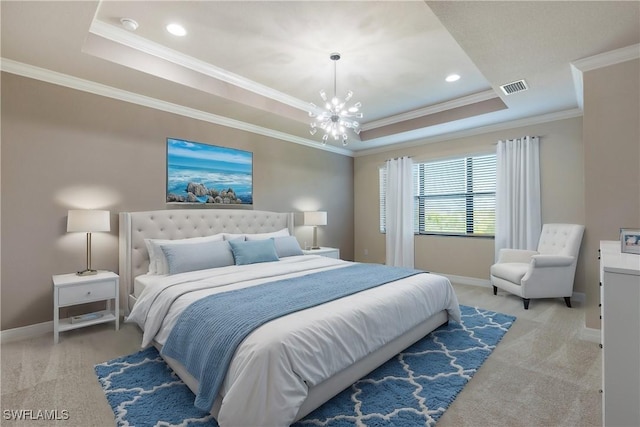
{"left": 379, "top": 154, "right": 496, "bottom": 236}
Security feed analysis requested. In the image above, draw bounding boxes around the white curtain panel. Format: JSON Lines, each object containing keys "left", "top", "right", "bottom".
{"left": 495, "top": 136, "right": 542, "bottom": 261}
{"left": 385, "top": 156, "right": 415, "bottom": 268}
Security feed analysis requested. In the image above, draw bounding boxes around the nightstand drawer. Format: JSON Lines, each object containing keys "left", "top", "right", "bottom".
{"left": 57, "top": 280, "right": 116, "bottom": 306}
{"left": 302, "top": 247, "right": 340, "bottom": 259}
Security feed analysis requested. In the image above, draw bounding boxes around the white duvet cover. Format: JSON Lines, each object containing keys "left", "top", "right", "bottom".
{"left": 127, "top": 255, "right": 461, "bottom": 426}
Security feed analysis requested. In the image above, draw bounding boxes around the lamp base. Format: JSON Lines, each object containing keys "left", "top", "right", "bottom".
{"left": 311, "top": 226, "right": 321, "bottom": 250}
{"left": 76, "top": 269, "right": 98, "bottom": 276}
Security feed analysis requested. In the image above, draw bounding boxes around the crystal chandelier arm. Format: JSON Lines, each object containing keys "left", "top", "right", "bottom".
{"left": 308, "top": 52, "right": 363, "bottom": 146}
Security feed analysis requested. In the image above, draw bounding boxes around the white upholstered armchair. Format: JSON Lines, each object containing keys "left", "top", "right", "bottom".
{"left": 490, "top": 224, "right": 585, "bottom": 309}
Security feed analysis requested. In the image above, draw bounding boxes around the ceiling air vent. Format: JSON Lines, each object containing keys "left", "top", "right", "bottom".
{"left": 500, "top": 79, "right": 529, "bottom": 95}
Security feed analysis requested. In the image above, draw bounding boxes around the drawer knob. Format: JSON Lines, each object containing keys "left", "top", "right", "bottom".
{"left": 86, "top": 291, "right": 92, "bottom": 295}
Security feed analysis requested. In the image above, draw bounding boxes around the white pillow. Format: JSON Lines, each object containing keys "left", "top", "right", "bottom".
{"left": 244, "top": 228, "right": 290, "bottom": 241}
{"left": 222, "top": 233, "right": 246, "bottom": 241}
{"left": 145, "top": 233, "right": 224, "bottom": 275}
{"left": 272, "top": 236, "right": 304, "bottom": 258}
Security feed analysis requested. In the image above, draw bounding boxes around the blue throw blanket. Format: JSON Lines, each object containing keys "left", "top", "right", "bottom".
{"left": 161, "top": 263, "right": 422, "bottom": 411}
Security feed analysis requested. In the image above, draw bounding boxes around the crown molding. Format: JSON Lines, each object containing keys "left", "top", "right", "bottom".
{"left": 0, "top": 58, "right": 353, "bottom": 157}
{"left": 570, "top": 43, "right": 640, "bottom": 112}
{"left": 89, "top": 20, "right": 312, "bottom": 113}
{"left": 354, "top": 108, "right": 583, "bottom": 157}
{"left": 571, "top": 43, "right": 640, "bottom": 73}
{"left": 569, "top": 63, "right": 585, "bottom": 111}
{"left": 361, "top": 89, "right": 498, "bottom": 131}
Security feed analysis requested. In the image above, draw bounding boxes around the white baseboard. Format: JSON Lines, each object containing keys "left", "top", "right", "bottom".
{"left": 580, "top": 327, "right": 601, "bottom": 343}
{"left": 2, "top": 291, "right": 593, "bottom": 346}
{"left": 1, "top": 321, "right": 52, "bottom": 344}
{"left": 441, "top": 273, "right": 587, "bottom": 303}
{"left": 440, "top": 274, "right": 596, "bottom": 342}
{"left": 1, "top": 309, "right": 126, "bottom": 344}
{"left": 437, "top": 273, "right": 491, "bottom": 288}
{"left": 571, "top": 291, "right": 586, "bottom": 303}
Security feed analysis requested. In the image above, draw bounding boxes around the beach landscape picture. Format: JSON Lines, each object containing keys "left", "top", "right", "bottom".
{"left": 166, "top": 138, "right": 253, "bottom": 204}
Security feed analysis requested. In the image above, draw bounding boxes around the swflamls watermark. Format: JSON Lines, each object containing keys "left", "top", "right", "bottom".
{"left": 3, "top": 409, "right": 70, "bottom": 421}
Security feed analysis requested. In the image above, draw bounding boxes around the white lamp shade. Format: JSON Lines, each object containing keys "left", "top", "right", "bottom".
{"left": 303, "top": 211, "right": 327, "bottom": 226}
{"left": 67, "top": 210, "right": 111, "bottom": 233}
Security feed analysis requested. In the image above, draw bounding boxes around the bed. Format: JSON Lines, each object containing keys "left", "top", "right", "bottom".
{"left": 119, "top": 209, "right": 461, "bottom": 426}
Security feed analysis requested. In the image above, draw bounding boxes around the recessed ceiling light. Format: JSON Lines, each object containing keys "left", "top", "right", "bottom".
{"left": 446, "top": 74, "right": 461, "bottom": 83}
{"left": 166, "top": 23, "right": 187, "bottom": 37}
{"left": 120, "top": 18, "right": 138, "bottom": 32}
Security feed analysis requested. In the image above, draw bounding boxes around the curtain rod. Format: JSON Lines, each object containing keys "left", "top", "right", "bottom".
{"left": 385, "top": 155, "right": 413, "bottom": 161}
{"left": 493, "top": 136, "right": 540, "bottom": 145}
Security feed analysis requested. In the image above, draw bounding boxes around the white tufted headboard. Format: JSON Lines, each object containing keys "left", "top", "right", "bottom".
{"left": 119, "top": 209, "right": 294, "bottom": 312}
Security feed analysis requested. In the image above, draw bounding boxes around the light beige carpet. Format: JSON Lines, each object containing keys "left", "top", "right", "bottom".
{"left": 1, "top": 283, "right": 601, "bottom": 426}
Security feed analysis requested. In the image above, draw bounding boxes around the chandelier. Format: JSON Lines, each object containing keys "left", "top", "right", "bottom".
{"left": 309, "top": 53, "right": 363, "bottom": 146}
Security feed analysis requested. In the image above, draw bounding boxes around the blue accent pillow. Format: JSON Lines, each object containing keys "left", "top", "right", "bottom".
{"left": 272, "top": 236, "right": 303, "bottom": 258}
{"left": 160, "top": 240, "right": 234, "bottom": 275}
{"left": 228, "top": 239, "right": 280, "bottom": 265}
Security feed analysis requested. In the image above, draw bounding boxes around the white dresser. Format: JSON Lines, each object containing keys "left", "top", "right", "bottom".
{"left": 600, "top": 240, "right": 640, "bottom": 427}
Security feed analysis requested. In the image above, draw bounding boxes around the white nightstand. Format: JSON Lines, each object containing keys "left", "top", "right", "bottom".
{"left": 52, "top": 271, "right": 119, "bottom": 344}
{"left": 302, "top": 247, "right": 340, "bottom": 259}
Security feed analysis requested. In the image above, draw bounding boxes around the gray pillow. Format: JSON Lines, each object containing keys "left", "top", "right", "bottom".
{"left": 160, "top": 240, "right": 234, "bottom": 275}
{"left": 272, "top": 236, "right": 303, "bottom": 258}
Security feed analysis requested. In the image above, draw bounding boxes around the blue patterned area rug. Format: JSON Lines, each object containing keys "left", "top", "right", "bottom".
{"left": 95, "top": 305, "right": 515, "bottom": 427}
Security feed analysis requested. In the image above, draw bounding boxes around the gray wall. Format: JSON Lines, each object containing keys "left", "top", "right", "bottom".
{"left": 354, "top": 58, "right": 640, "bottom": 334}
{"left": 354, "top": 116, "right": 586, "bottom": 287}
{"left": 1, "top": 72, "right": 354, "bottom": 330}
{"left": 582, "top": 58, "right": 640, "bottom": 330}
{"left": 3, "top": 58, "right": 637, "bottom": 333}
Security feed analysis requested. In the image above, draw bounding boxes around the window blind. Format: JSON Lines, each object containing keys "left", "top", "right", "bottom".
{"left": 380, "top": 154, "right": 496, "bottom": 236}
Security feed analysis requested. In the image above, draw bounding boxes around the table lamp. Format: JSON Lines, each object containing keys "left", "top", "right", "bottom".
{"left": 67, "top": 209, "right": 110, "bottom": 275}
{"left": 303, "top": 211, "right": 327, "bottom": 250}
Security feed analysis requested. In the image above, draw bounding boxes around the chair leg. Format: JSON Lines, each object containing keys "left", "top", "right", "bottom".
{"left": 493, "top": 286, "right": 497, "bottom": 295}
{"left": 523, "top": 298, "right": 530, "bottom": 309}
{"left": 564, "top": 297, "right": 572, "bottom": 308}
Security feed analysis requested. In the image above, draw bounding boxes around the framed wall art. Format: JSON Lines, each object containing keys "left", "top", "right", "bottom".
{"left": 620, "top": 228, "right": 640, "bottom": 255}
{"left": 166, "top": 138, "right": 253, "bottom": 205}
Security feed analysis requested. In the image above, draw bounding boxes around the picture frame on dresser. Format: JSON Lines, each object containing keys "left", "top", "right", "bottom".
{"left": 620, "top": 228, "right": 640, "bottom": 254}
